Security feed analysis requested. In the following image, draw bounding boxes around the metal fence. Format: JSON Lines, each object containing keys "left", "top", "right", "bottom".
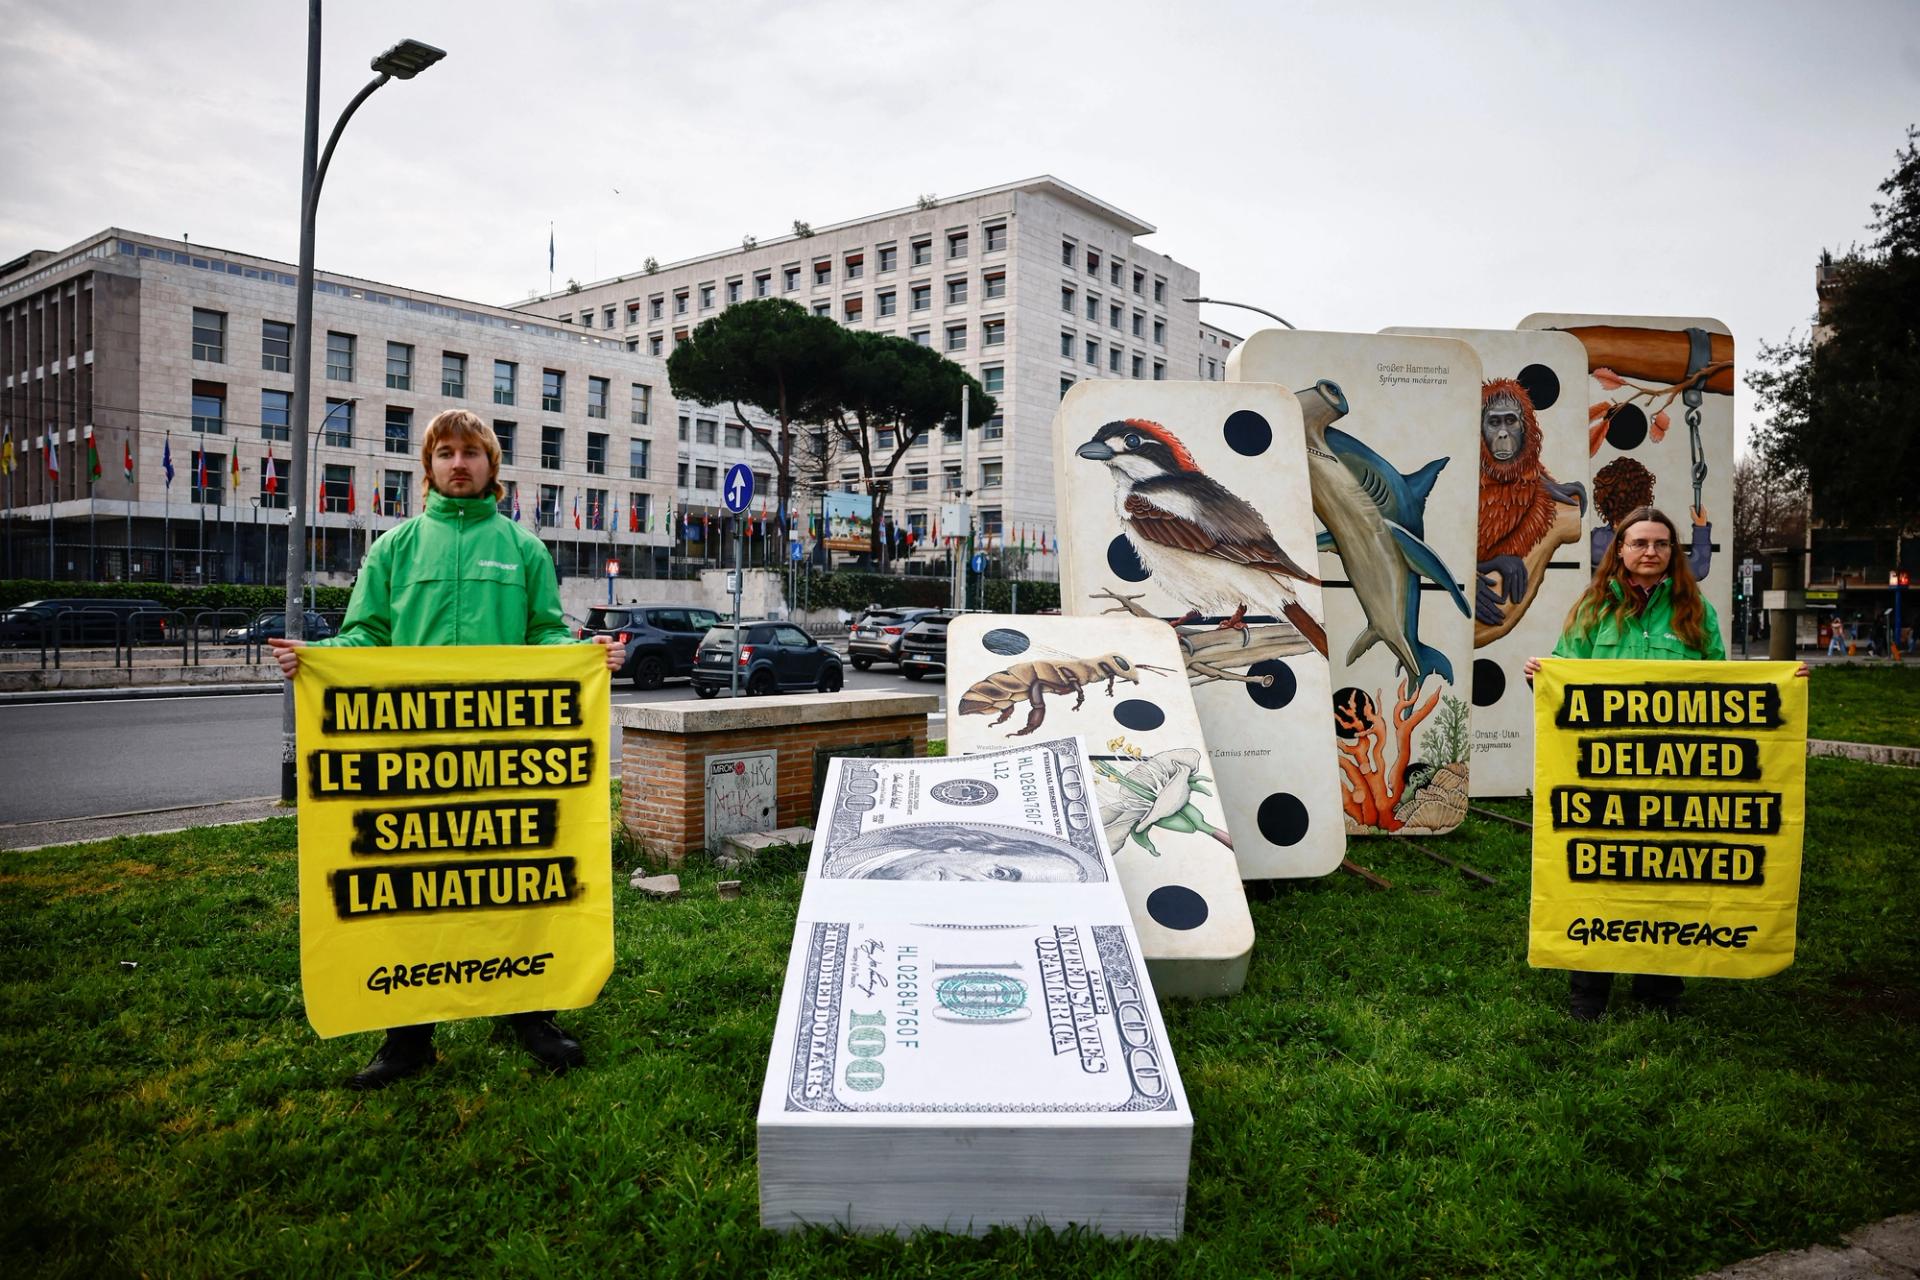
{"left": 1, "top": 607, "right": 346, "bottom": 669}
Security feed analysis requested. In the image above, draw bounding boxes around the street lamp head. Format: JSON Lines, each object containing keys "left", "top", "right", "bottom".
{"left": 371, "top": 39, "right": 446, "bottom": 80}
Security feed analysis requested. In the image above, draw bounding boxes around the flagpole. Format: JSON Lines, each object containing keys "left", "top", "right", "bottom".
{"left": 196, "top": 448, "right": 205, "bottom": 582}
{"left": 124, "top": 431, "right": 132, "bottom": 583}
{"left": 163, "top": 436, "right": 172, "bottom": 583}
{"left": 47, "top": 428, "right": 57, "bottom": 580}
{"left": 87, "top": 438, "right": 96, "bottom": 581}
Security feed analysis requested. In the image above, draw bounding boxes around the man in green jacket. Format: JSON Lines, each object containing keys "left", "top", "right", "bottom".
{"left": 271, "top": 409, "right": 622, "bottom": 1088}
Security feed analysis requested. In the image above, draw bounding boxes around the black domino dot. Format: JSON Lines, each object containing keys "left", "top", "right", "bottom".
{"left": 1516, "top": 363, "right": 1561, "bottom": 412}
{"left": 1472, "top": 658, "right": 1507, "bottom": 707}
{"left": 1223, "top": 409, "right": 1272, "bottom": 457}
{"left": 1605, "top": 403, "right": 1648, "bottom": 451}
{"left": 1257, "top": 792, "right": 1310, "bottom": 846}
{"left": 982, "top": 628, "right": 1030, "bottom": 656}
{"left": 1108, "top": 535, "right": 1150, "bottom": 582}
{"left": 1331, "top": 687, "right": 1372, "bottom": 739}
{"left": 1113, "top": 699, "right": 1165, "bottom": 732}
{"left": 1146, "top": 884, "right": 1209, "bottom": 931}
{"left": 1245, "top": 659, "right": 1298, "bottom": 709}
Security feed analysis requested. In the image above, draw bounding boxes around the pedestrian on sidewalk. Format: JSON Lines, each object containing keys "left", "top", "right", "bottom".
{"left": 269, "top": 409, "right": 622, "bottom": 1088}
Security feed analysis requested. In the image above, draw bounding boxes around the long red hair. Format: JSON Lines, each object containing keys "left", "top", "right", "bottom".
{"left": 1563, "top": 506, "right": 1709, "bottom": 652}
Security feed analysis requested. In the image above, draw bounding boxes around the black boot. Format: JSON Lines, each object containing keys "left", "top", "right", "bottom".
{"left": 348, "top": 1024, "right": 436, "bottom": 1090}
{"left": 1631, "top": 973, "right": 1686, "bottom": 1016}
{"left": 1568, "top": 971, "right": 1613, "bottom": 1022}
{"left": 509, "top": 1011, "right": 586, "bottom": 1073}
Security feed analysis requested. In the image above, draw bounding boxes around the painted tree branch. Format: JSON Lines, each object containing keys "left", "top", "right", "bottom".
{"left": 1090, "top": 589, "right": 1313, "bottom": 685}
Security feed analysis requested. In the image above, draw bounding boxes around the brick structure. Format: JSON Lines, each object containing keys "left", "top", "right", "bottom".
{"left": 614, "top": 691, "right": 939, "bottom": 862}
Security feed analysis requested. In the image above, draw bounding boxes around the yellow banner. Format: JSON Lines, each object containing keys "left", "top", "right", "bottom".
{"left": 1529, "top": 660, "right": 1806, "bottom": 978}
{"left": 296, "top": 646, "right": 613, "bottom": 1037}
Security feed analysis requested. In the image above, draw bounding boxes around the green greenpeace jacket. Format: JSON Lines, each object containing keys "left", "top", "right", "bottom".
{"left": 1551, "top": 577, "right": 1726, "bottom": 662}
{"left": 317, "top": 492, "right": 573, "bottom": 648}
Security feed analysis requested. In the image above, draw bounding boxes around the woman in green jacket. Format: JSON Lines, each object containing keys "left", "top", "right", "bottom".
{"left": 1525, "top": 505, "right": 1721, "bottom": 1020}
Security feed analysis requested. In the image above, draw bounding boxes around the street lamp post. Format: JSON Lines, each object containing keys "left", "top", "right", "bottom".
{"left": 1181, "top": 296, "right": 1298, "bottom": 330}
{"left": 280, "top": 5, "right": 445, "bottom": 803}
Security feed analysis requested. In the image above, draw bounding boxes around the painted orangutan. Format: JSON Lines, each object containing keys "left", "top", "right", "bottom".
{"left": 1476, "top": 378, "right": 1587, "bottom": 625}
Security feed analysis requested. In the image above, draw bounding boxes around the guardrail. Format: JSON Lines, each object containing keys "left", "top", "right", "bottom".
{"left": 2, "top": 606, "right": 345, "bottom": 670}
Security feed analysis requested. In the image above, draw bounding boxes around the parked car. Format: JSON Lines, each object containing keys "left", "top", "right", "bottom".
{"left": 222, "top": 611, "right": 336, "bottom": 643}
{"left": 898, "top": 611, "right": 962, "bottom": 680}
{"left": 846, "top": 606, "right": 941, "bottom": 670}
{"left": 0, "top": 598, "right": 169, "bottom": 647}
{"left": 691, "top": 620, "right": 844, "bottom": 698}
{"left": 579, "top": 604, "right": 726, "bottom": 689}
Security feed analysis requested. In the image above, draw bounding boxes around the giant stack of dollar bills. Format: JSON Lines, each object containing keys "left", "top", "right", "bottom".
{"left": 757, "top": 737, "right": 1192, "bottom": 1237}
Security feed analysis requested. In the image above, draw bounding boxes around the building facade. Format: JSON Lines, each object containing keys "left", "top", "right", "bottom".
{"left": 0, "top": 229, "right": 685, "bottom": 585}
{"left": 518, "top": 177, "right": 1207, "bottom": 549}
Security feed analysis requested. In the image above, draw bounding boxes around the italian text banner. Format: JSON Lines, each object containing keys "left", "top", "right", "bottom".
{"left": 1529, "top": 660, "right": 1806, "bottom": 979}
{"left": 297, "top": 646, "right": 613, "bottom": 1037}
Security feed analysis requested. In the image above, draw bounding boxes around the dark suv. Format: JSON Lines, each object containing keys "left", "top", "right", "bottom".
{"left": 847, "top": 607, "right": 940, "bottom": 670}
{"left": 692, "top": 621, "right": 844, "bottom": 697}
{"left": 898, "top": 611, "right": 962, "bottom": 681}
{"left": 581, "top": 604, "right": 725, "bottom": 688}
{"left": 0, "top": 598, "right": 170, "bottom": 647}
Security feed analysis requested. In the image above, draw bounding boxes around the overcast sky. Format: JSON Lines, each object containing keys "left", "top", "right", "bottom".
{"left": 4, "top": 0, "right": 1916, "bottom": 451}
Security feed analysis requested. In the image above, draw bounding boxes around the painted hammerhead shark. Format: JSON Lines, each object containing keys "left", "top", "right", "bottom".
{"left": 1295, "top": 380, "right": 1471, "bottom": 686}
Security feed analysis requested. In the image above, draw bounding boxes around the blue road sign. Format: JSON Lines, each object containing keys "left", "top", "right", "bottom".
{"left": 791, "top": 541, "right": 805, "bottom": 562}
{"left": 971, "top": 553, "right": 987, "bottom": 573}
{"left": 723, "top": 463, "right": 753, "bottom": 514}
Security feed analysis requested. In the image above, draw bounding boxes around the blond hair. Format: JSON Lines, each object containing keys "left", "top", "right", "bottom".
{"left": 419, "top": 409, "right": 505, "bottom": 501}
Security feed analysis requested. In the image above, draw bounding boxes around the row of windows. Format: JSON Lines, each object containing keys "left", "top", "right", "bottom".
{"left": 672, "top": 461, "right": 774, "bottom": 494}
{"left": 1058, "top": 288, "right": 1168, "bottom": 343}
{"left": 564, "top": 223, "right": 1014, "bottom": 330}
{"left": 189, "top": 309, "right": 652, "bottom": 422}
{"left": 1059, "top": 331, "right": 1169, "bottom": 376}
{"left": 183, "top": 383, "right": 655, "bottom": 480}
{"left": 840, "top": 457, "right": 1005, "bottom": 493}
{"left": 1058, "top": 238, "right": 1168, "bottom": 303}
{"left": 172, "top": 454, "right": 658, "bottom": 534}
{"left": 1059, "top": 361, "right": 1165, "bottom": 399}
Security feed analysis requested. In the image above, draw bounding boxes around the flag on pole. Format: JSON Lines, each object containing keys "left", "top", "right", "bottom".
{"left": 86, "top": 427, "right": 101, "bottom": 482}
{"left": 346, "top": 474, "right": 356, "bottom": 515}
{"left": 162, "top": 435, "right": 174, "bottom": 487}
{"left": 123, "top": 438, "right": 134, "bottom": 482}
{"left": 1, "top": 426, "right": 13, "bottom": 475}
{"left": 548, "top": 224, "right": 555, "bottom": 273}
{"left": 264, "top": 448, "right": 278, "bottom": 495}
{"left": 195, "top": 448, "right": 206, "bottom": 494}
{"left": 572, "top": 493, "right": 581, "bottom": 529}
{"left": 230, "top": 451, "right": 240, "bottom": 495}
{"left": 46, "top": 432, "right": 59, "bottom": 479}
{"left": 512, "top": 487, "right": 522, "bottom": 522}
{"left": 629, "top": 501, "right": 640, "bottom": 533}
{"left": 371, "top": 481, "right": 381, "bottom": 517}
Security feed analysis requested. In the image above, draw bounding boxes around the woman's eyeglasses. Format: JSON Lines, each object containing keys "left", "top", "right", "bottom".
{"left": 1624, "top": 539, "right": 1673, "bottom": 552}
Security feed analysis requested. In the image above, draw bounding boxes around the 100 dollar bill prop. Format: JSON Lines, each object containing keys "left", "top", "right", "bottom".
{"left": 758, "top": 739, "right": 1192, "bottom": 1238}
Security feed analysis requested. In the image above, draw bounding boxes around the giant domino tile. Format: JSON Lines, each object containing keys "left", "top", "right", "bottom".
{"left": 1228, "top": 331, "right": 1482, "bottom": 837}
{"left": 1051, "top": 379, "right": 1346, "bottom": 879}
{"left": 945, "top": 613, "right": 1256, "bottom": 997}
{"left": 1384, "top": 327, "right": 1593, "bottom": 798}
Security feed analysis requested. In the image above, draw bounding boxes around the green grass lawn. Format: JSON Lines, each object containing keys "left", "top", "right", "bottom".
{"left": 1806, "top": 663, "right": 1920, "bottom": 747}
{"left": 3, "top": 759, "right": 1917, "bottom": 1278}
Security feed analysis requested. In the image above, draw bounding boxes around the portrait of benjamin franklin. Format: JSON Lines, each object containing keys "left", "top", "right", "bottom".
{"left": 822, "top": 822, "right": 1107, "bottom": 883}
